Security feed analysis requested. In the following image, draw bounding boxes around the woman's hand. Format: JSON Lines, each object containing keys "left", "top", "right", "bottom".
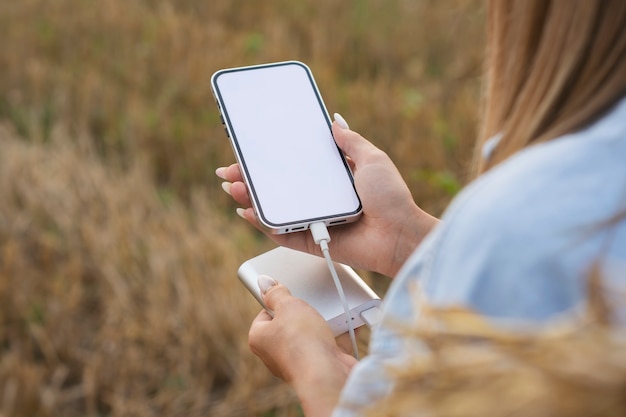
{"left": 249, "top": 275, "right": 357, "bottom": 417}
{"left": 216, "top": 115, "right": 438, "bottom": 277}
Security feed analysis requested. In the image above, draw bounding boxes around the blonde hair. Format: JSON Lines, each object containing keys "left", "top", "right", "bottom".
{"left": 472, "top": 0, "right": 626, "bottom": 176}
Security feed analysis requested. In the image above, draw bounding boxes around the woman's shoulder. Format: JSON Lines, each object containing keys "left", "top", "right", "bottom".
{"left": 414, "top": 97, "right": 626, "bottom": 320}
{"left": 449, "top": 96, "right": 626, "bottom": 236}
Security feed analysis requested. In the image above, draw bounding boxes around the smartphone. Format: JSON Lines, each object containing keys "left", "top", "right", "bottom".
{"left": 211, "top": 61, "right": 362, "bottom": 234}
{"left": 238, "top": 246, "right": 381, "bottom": 336}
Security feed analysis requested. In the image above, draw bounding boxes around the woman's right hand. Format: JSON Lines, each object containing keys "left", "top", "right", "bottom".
{"left": 216, "top": 115, "right": 438, "bottom": 277}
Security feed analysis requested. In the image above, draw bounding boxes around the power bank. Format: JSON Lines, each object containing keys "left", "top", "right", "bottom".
{"left": 238, "top": 246, "right": 381, "bottom": 336}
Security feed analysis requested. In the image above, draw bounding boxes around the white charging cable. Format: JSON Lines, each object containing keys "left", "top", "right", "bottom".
{"left": 310, "top": 222, "right": 360, "bottom": 360}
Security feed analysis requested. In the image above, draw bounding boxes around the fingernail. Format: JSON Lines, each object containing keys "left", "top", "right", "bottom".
{"left": 334, "top": 113, "right": 350, "bottom": 130}
{"left": 215, "top": 167, "right": 227, "bottom": 179}
{"left": 258, "top": 275, "right": 278, "bottom": 294}
{"left": 221, "top": 182, "right": 232, "bottom": 195}
{"left": 236, "top": 208, "right": 246, "bottom": 219}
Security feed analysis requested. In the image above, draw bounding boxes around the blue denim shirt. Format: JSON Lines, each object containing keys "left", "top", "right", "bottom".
{"left": 333, "top": 96, "right": 626, "bottom": 416}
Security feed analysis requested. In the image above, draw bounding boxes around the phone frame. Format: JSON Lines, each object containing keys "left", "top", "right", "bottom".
{"left": 211, "top": 61, "right": 362, "bottom": 234}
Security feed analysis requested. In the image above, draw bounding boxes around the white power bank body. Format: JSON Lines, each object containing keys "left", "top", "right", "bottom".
{"left": 238, "top": 246, "right": 381, "bottom": 336}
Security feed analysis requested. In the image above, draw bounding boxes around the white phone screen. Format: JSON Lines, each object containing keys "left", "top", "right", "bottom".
{"left": 212, "top": 62, "right": 361, "bottom": 232}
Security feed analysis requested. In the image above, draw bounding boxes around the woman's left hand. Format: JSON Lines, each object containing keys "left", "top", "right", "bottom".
{"left": 249, "top": 275, "right": 358, "bottom": 417}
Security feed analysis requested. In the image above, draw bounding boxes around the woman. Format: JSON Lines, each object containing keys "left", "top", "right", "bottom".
{"left": 216, "top": 1, "right": 626, "bottom": 416}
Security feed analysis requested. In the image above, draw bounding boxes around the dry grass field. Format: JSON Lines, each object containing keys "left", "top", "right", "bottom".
{"left": 0, "top": 1, "right": 485, "bottom": 416}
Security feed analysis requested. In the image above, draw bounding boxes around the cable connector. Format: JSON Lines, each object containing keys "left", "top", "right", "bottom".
{"left": 310, "top": 222, "right": 331, "bottom": 245}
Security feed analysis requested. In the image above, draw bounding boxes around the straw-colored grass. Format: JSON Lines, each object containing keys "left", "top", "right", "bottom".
{"left": 0, "top": 0, "right": 484, "bottom": 214}
{"left": 0, "top": 125, "right": 294, "bottom": 416}
{"left": 0, "top": 0, "right": 486, "bottom": 416}
{"left": 367, "top": 276, "right": 626, "bottom": 417}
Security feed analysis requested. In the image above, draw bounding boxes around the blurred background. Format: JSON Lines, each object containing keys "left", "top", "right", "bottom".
{"left": 0, "top": 0, "right": 484, "bottom": 416}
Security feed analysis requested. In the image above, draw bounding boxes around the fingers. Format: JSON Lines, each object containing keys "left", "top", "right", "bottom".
{"left": 215, "top": 163, "right": 243, "bottom": 182}
{"left": 229, "top": 181, "right": 251, "bottom": 206}
{"left": 220, "top": 180, "right": 251, "bottom": 206}
{"left": 335, "top": 329, "right": 360, "bottom": 355}
{"left": 251, "top": 307, "right": 273, "bottom": 326}
{"left": 345, "top": 155, "right": 356, "bottom": 172}
{"left": 257, "top": 275, "right": 327, "bottom": 325}
{"left": 333, "top": 112, "right": 350, "bottom": 129}
{"left": 332, "top": 119, "right": 381, "bottom": 166}
{"left": 216, "top": 163, "right": 252, "bottom": 206}
{"left": 258, "top": 275, "right": 295, "bottom": 312}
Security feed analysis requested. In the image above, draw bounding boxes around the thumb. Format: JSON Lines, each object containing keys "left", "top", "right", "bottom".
{"left": 332, "top": 115, "right": 379, "bottom": 166}
{"left": 257, "top": 275, "right": 294, "bottom": 311}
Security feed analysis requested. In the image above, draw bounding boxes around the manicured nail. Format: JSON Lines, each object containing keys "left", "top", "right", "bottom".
{"left": 215, "top": 167, "right": 227, "bottom": 179}
{"left": 334, "top": 113, "right": 350, "bottom": 130}
{"left": 258, "top": 275, "right": 278, "bottom": 294}
{"left": 236, "top": 208, "right": 246, "bottom": 219}
{"left": 221, "top": 182, "right": 232, "bottom": 195}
